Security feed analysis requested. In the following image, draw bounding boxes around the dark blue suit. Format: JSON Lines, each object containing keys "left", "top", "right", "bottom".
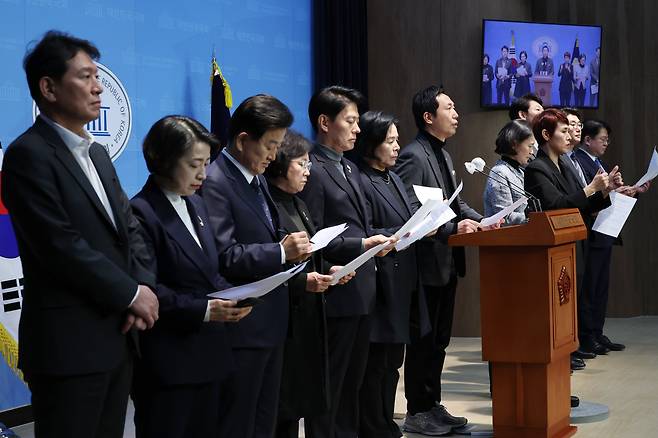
{"left": 130, "top": 178, "right": 234, "bottom": 437}
{"left": 573, "top": 148, "right": 617, "bottom": 342}
{"left": 298, "top": 144, "right": 376, "bottom": 438}
{"left": 358, "top": 165, "right": 430, "bottom": 438}
{"left": 202, "top": 152, "right": 288, "bottom": 438}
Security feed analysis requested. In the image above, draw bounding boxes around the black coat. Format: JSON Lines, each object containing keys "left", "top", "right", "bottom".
{"left": 130, "top": 178, "right": 234, "bottom": 385}
{"left": 1, "top": 117, "right": 155, "bottom": 376}
{"left": 524, "top": 149, "right": 611, "bottom": 227}
{"left": 202, "top": 152, "right": 289, "bottom": 348}
{"left": 393, "top": 131, "right": 483, "bottom": 287}
{"left": 358, "top": 165, "right": 431, "bottom": 344}
{"left": 298, "top": 145, "right": 376, "bottom": 317}
{"left": 268, "top": 184, "right": 330, "bottom": 418}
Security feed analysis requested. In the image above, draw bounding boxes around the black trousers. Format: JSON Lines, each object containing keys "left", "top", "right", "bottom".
{"left": 574, "top": 85, "right": 586, "bottom": 106}
{"left": 132, "top": 373, "right": 221, "bottom": 438}
{"left": 218, "top": 346, "right": 284, "bottom": 438}
{"left": 580, "top": 245, "right": 613, "bottom": 340}
{"left": 305, "top": 315, "right": 371, "bottom": 438}
{"left": 559, "top": 89, "right": 572, "bottom": 107}
{"left": 404, "top": 276, "right": 458, "bottom": 415}
{"left": 27, "top": 354, "right": 132, "bottom": 438}
{"left": 359, "top": 342, "right": 404, "bottom": 438}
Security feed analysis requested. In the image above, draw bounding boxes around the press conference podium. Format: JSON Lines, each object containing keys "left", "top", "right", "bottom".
{"left": 449, "top": 209, "right": 587, "bottom": 438}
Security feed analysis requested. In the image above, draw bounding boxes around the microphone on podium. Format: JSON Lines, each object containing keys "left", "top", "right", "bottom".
{"left": 464, "top": 157, "right": 542, "bottom": 213}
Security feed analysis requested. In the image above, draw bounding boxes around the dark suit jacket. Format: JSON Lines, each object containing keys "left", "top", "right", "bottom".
{"left": 358, "top": 165, "right": 430, "bottom": 344}
{"left": 298, "top": 145, "right": 376, "bottom": 318}
{"left": 130, "top": 178, "right": 234, "bottom": 385}
{"left": 268, "top": 184, "right": 330, "bottom": 418}
{"left": 393, "top": 131, "right": 483, "bottom": 287}
{"left": 524, "top": 149, "right": 611, "bottom": 227}
{"left": 1, "top": 117, "right": 155, "bottom": 376}
{"left": 202, "top": 153, "right": 288, "bottom": 348}
{"left": 573, "top": 148, "right": 618, "bottom": 248}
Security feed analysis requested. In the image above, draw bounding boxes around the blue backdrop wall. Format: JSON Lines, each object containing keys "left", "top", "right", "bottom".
{"left": 0, "top": 0, "right": 312, "bottom": 413}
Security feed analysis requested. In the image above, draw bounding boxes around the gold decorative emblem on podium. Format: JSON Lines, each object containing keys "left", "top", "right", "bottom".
{"left": 558, "top": 266, "right": 571, "bottom": 305}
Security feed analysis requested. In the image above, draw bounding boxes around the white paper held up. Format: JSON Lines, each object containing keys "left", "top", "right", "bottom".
{"left": 480, "top": 196, "right": 528, "bottom": 227}
{"left": 310, "top": 223, "right": 348, "bottom": 252}
{"left": 208, "top": 262, "right": 308, "bottom": 301}
{"left": 592, "top": 192, "right": 637, "bottom": 238}
{"left": 634, "top": 147, "right": 658, "bottom": 187}
{"left": 330, "top": 242, "right": 389, "bottom": 286}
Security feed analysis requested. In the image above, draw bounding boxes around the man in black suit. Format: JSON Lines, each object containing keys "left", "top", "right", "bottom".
{"left": 1, "top": 31, "right": 158, "bottom": 438}
{"left": 299, "top": 85, "right": 395, "bottom": 438}
{"left": 574, "top": 120, "right": 636, "bottom": 355}
{"left": 394, "top": 86, "right": 493, "bottom": 435}
{"left": 202, "top": 94, "right": 311, "bottom": 438}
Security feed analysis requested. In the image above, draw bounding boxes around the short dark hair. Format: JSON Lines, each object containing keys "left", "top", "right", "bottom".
{"left": 579, "top": 54, "right": 587, "bottom": 61}
{"left": 412, "top": 85, "right": 444, "bottom": 131}
{"left": 23, "top": 30, "right": 100, "bottom": 104}
{"left": 143, "top": 115, "right": 220, "bottom": 179}
{"left": 532, "top": 108, "right": 569, "bottom": 146}
{"left": 501, "top": 45, "right": 509, "bottom": 51}
{"left": 495, "top": 119, "right": 533, "bottom": 156}
{"left": 581, "top": 119, "right": 612, "bottom": 143}
{"left": 353, "top": 111, "right": 398, "bottom": 160}
{"left": 519, "top": 50, "right": 528, "bottom": 59}
{"left": 229, "top": 94, "right": 293, "bottom": 144}
{"left": 264, "top": 129, "right": 312, "bottom": 180}
{"left": 564, "top": 51, "right": 571, "bottom": 58}
{"left": 562, "top": 107, "right": 583, "bottom": 121}
{"left": 308, "top": 85, "right": 365, "bottom": 133}
{"left": 483, "top": 54, "right": 490, "bottom": 63}
{"left": 508, "top": 93, "right": 543, "bottom": 121}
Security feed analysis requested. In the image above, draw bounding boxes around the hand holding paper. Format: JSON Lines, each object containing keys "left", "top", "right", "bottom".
{"left": 330, "top": 242, "right": 388, "bottom": 285}
{"left": 480, "top": 196, "right": 528, "bottom": 227}
{"left": 310, "top": 223, "right": 348, "bottom": 252}
{"left": 208, "top": 262, "right": 308, "bottom": 301}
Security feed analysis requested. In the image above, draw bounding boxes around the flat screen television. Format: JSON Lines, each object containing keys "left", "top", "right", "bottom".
{"left": 481, "top": 19, "right": 602, "bottom": 109}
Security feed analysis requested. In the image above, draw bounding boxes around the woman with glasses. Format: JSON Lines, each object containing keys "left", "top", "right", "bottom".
{"left": 265, "top": 130, "right": 354, "bottom": 438}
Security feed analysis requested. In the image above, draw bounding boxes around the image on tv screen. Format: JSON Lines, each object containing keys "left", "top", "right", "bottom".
{"left": 481, "top": 19, "right": 602, "bottom": 109}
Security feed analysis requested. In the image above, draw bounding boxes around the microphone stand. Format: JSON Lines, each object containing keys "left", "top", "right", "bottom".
{"left": 473, "top": 167, "right": 542, "bottom": 213}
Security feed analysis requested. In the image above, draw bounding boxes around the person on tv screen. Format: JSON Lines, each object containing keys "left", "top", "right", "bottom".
{"left": 573, "top": 54, "right": 590, "bottom": 106}
{"left": 513, "top": 50, "right": 533, "bottom": 99}
{"left": 495, "top": 45, "right": 512, "bottom": 105}
{"left": 482, "top": 54, "right": 494, "bottom": 105}
{"left": 558, "top": 52, "right": 574, "bottom": 106}
{"left": 590, "top": 47, "right": 601, "bottom": 106}
{"left": 534, "top": 44, "right": 554, "bottom": 76}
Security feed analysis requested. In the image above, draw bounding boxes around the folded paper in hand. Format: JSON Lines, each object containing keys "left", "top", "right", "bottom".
{"left": 208, "top": 262, "right": 308, "bottom": 301}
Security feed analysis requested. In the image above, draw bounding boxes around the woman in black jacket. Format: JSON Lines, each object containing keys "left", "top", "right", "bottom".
{"left": 265, "top": 130, "right": 354, "bottom": 438}
{"left": 353, "top": 111, "right": 431, "bottom": 438}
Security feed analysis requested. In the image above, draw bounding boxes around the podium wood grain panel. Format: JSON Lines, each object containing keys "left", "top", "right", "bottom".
{"left": 450, "top": 209, "right": 585, "bottom": 437}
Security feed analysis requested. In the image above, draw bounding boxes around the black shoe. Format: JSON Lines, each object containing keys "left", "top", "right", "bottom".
{"left": 581, "top": 338, "right": 610, "bottom": 355}
{"left": 572, "top": 349, "right": 596, "bottom": 359}
{"left": 598, "top": 335, "right": 625, "bottom": 351}
{"left": 571, "top": 395, "right": 580, "bottom": 408}
{"left": 570, "top": 357, "right": 585, "bottom": 371}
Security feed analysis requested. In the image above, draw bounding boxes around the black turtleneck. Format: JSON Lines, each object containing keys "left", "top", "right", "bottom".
{"left": 268, "top": 184, "right": 308, "bottom": 234}
{"left": 421, "top": 130, "right": 455, "bottom": 200}
{"left": 370, "top": 167, "right": 406, "bottom": 212}
{"left": 501, "top": 155, "right": 522, "bottom": 170}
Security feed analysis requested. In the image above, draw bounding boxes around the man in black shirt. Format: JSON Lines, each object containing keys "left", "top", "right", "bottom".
{"left": 394, "top": 85, "right": 496, "bottom": 436}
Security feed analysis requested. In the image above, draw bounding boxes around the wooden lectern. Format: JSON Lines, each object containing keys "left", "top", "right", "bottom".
{"left": 532, "top": 75, "right": 554, "bottom": 106}
{"left": 449, "top": 209, "right": 587, "bottom": 438}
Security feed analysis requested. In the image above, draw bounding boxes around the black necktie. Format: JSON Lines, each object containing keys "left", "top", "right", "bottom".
{"left": 251, "top": 177, "right": 273, "bottom": 230}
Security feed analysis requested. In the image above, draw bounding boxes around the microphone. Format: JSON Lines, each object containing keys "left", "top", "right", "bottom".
{"left": 465, "top": 157, "right": 542, "bottom": 213}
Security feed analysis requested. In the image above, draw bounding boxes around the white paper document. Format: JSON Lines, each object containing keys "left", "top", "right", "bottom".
{"left": 480, "top": 196, "right": 528, "bottom": 227}
{"left": 592, "top": 192, "right": 637, "bottom": 238}
{"left": 634, "top": 147, "right": 658, "bottom": 187}
{"left": 208, "top": 262, "right": 308, "bottom": 301}
{"left": 516, "top": 66, "right": 527, "bottom": 76}
{"left": 413, "top": 185, "right": 443, "bottom": 205}
{"left": 497, "top": 67, "right": 507, "bottom": 77}
{"left": 310, "top": 223, "right": 348, "bottom": 252}
{"left": 330, "top": 242, "right": 389, "bottom": 285}
{"left": 393, "top": 198, "right": 442, "bottom": 240}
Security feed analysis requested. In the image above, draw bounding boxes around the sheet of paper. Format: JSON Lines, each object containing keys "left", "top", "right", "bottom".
{"left": 592, "top": 192, "right": 637, "bottom": 238}
{"left": 497, "top": 67, "right": 507, "bottom": 77}
{"left": 395, "top": 203, "right": 456, "bottom": 251}
{"left": 330, "top": 242, "right": 389, "bottom": 285}
{"left": 634, "top": 147, "right": 658, "bottom": 187}
{"left": 446, "top": 181, "right": 463, "bottom": 206}
{"left": 480, "top": 196, "right": 528, "bottom": 227}
{"left": 393, "top": 198, "right": 442, "bottom": 240}
{"left": 590, "top": 84, "right": 599, "bottom": 95}
{"left": 208, "top": 262, "right": 308, "bottom": 300}
{"left": 310, "top": 223, "right": 348, "bottom": 252}
{"left": 413, "top": 185, "right": 443, "bottom": 205}
{"left": 517, "top": 66, "right": 527, "bottom": 76}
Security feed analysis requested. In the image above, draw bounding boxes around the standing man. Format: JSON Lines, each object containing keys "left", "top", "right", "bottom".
{"left": 1, "top": 31, "right": 159, "bottom": 438}
{"left": 495, "top": 46, "right": 512, "bottom": 105}
{"left": 589, "top": 47, "right": 601, "bottom": 106}
{"left": 300, "top": 85, "right": 394, "bottom": 438}
{"left": 394, "top": 85, "right": 496, "bottom": 436}
{"left": 534, "top": 45, "right": 555, "bottom": 76}
{"left": 202, "top": 94, "right": 310, "bottom": 438}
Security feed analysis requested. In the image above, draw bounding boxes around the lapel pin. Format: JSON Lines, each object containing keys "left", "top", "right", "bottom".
{"left": 198, "top": 216, "right": 204, "bottom": 227}
{"left": 346, "top": 164, "right": 352, "bottom": 173}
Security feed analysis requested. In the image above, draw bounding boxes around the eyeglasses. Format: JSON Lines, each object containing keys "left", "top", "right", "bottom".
{"left": 296, "top": 160, "right": 312, "bottom": 171}
{"left": 595, "top": 137, "right": 609, "bottom": 145}
{"left": 569, "top": 122, "right": 584, "bottom": 129}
